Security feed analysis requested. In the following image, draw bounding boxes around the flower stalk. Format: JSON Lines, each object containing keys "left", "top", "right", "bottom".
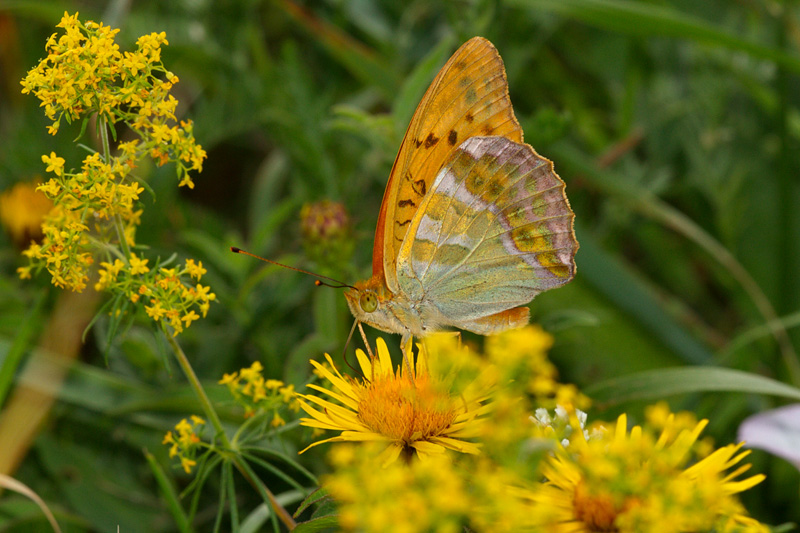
{"left": 166, "top": 321, "right": 297, "bottom": 529}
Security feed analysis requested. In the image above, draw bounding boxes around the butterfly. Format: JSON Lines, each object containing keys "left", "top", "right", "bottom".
{"left": 343, "top": 36, "right": 578, "bottom": 350}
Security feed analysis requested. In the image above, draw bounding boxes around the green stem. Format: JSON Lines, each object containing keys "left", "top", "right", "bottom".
{"left": 113, "top": 213, "right": 132, "bottom": 259}
{"left": 98, "top": 114, "right": 111, "bottom": 165}
{"left": 165, "top": 333, "right": 297, "bottom": 530}
{"left": 96, "top": 115, "right": 133, "bottom": 260}
{"left": 166, "top": 333, "right": 227, "bottom": 440}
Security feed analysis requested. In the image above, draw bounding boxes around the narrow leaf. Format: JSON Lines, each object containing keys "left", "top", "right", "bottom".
{"left": 586, "top": 367, "right": 800, "bottom": 406}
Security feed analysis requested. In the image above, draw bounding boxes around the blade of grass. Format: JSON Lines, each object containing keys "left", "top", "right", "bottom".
{"left": 586, "top": 366, "right": 800, "bottom": 407}
{"left": 775, "top": 8, "right": 793, "bottom": 319}
{"left": 0, "top": 474, "right": 62, "bottom": 533}
{"left": 144, "top": 450, "right": 193, "bottom": 533}
{"left": 722, "top": 311, "right": 800, "bottom": 362}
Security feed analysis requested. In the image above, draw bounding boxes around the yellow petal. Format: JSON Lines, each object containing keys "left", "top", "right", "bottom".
{"left": 411, "top": 440, "right": 446, "bottom": 456}
{"left": 309, "top": 359, "right": 360, "bottom": 403}
{"left": 375, "top": 337, "right": 394, "bottom": 376}
{"left": 306, "top": 383, "right": 360, "bottom": 410}
{"left": 379, "top": 444, "right": 403, "bottom": 466}
{"left": 355, "top": 348, "right": 373, "bottom": 379}
{"left": 433, "top": 436, "right": 481, "bottom": 455}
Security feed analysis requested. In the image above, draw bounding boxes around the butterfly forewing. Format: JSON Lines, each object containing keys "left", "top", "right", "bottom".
{"left": 374, "top": 37, "right": 523, "bottom": 293}
{"left": 396, "top": 136, "right": 577, "bottom": 324}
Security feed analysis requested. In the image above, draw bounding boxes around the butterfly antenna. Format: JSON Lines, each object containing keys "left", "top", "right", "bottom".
{"left": 342, "top": 319, "right": 367, "bottom": 381}
{"left": 230, "top": 247, "right": 356, "bottom": 289}
{"left": 315, "top": 280, "right": 352, "bottom": 289}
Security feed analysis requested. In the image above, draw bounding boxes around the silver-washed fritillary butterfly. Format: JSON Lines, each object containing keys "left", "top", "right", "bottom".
{"left": 344, "top": 37, "right": 578, "bottom": 349}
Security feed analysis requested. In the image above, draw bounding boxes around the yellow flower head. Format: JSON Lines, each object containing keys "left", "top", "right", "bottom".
{"left": 128, "top": 253, "right": 150, "bottom": 275}
{"left": 525, "top": 405, "right": 768, "bottom": 532}
{"left": 162, "top": 415, "right": 206, "bottom": 474}
{"left": 41, "top": 152, "right": 66, "bottom": 176}
{"left": 298, "top": 336, "right": 485, "bottom": 463}
{"left": 219, "top": 362, "right": 295, "bottom": 421}
{"left": 325, "top": 443, "right": 471, "bottom": 532}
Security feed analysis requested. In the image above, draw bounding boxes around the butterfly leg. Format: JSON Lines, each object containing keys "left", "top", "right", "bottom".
{"left": 400, "top": 331, "right": 416, "bottom": 383}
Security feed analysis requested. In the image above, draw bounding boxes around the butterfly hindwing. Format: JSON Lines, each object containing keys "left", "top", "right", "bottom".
{"left": 395, "top": 136, "right": 577, "bottom": 326}
{"left": 373, "top": 37, "right": 523, "bottom": 293}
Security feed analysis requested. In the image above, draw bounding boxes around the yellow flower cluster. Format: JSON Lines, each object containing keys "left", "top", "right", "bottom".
{"left": 484, "top": 325, "right": 588, "bottom": 408}
{"left": 311, "top": 330, "right": 767, "bottom": 532}
{"left": 526, "top": 404, "right": 767, "bottom": 532}
{"left": 18, "top": 12, "right": 212, "bottom": 335}
{"left": 219, "top": 361, "right": 299, "bottom": 423}
{"left": 322, "top": 404, "right": 767, "bottom": 532}
{"left": 326, "top": 444, "right": 471, "bottom": 533}
{"left": 18, "top": 206, "right": 94, "bottom": 290}
{"left": 422, "top": 327, "right": 589, "bottom": 460}
{"left": 21, "top": 12, "right": 205, "bottom": 187}
{"left": 95, "top": 257, "right": 216, "bottom": 335}
{"left": 163, "top": 415, "right": 206, "bottom": 474}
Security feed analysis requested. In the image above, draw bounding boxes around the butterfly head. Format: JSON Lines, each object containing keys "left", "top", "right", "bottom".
{"left": 343, "top": 276, "right": 403, "bottom": 335}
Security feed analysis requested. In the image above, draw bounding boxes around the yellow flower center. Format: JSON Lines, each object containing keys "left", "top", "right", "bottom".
{"left": 356, "top": 373, "right": 456, "bottom": 445}
{"left": 572, "top": 481, "right": 621, "bottom": 531}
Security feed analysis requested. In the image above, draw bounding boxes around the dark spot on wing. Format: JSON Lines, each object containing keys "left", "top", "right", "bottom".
{"left": 423, "top": 132, "right": 439, "bottom": 148}
{"left": 482, "top": 125, "right": 494, "bottom": 135}
{"left": 396, "top": 219, "right": 411, "bottom": 227}
{"left": 448, "top": 130, "right": 458, "bottom": 146}
{"left": 398, "top": 199, "right": 416, "bottom": 208}
{"left": 412, "top": 179, "right": 427, "bottom": 196}
{"left": 465, "top": 87, "right": 477, "bottom": 103}
{"left": 465, "top": 112, "right": 474, "bottom": 123}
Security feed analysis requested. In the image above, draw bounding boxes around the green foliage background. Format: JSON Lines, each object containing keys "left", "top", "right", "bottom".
{"left": 1, "top": 0, "right": 799, "bottom": 530}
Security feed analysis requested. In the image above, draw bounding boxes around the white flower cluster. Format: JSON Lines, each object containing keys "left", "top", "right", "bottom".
{"left": 532, "top": 406, "right": 599, "bottom": 447}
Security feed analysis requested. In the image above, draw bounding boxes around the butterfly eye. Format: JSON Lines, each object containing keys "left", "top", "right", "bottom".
{"left": 359, "top": 291, "right": 378, "bottom": 313}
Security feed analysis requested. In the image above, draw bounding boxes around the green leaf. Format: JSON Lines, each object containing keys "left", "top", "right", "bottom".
{"left": 293, "top": 487, "right": 330, "bottom": 519}
{"left": 293, "top": 515, "right": 339, "bottom": 533}
{"left": 586, "top": 367, "right": 800, "bottom": 407}
{"left": 144, "top": 449, "right": 193, "bottom": 533}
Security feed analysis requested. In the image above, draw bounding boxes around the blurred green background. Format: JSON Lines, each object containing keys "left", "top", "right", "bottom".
{"left": 1, "top": 0, "right": 799, "bottom": 530}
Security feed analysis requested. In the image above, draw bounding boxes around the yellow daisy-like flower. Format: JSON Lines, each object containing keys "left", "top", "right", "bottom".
{"left": 297, "top": 336, "right": 484, "bottom": 463}
{"left": 526, "top": 407, "right": 768, "bottom": 532}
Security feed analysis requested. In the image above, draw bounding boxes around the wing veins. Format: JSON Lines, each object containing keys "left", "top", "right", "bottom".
{"left": 421, "top": 140, "right": 521, "bottom": 286}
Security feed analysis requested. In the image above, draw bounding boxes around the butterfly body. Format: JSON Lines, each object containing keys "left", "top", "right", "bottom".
{"left": 347, "top": 37, "right": 578, "bottom": 347}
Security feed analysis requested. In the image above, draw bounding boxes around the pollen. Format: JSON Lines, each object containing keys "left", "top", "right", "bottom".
{"left": 356, "top": 373, "right": 456, "bottom": 444}
{"left": 572, "top": 480, "right": 622, "bottom": 531}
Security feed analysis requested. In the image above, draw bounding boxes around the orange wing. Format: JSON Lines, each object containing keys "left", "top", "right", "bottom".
{"left": 372, "top": 37, "right": 524, "bottom": 293}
